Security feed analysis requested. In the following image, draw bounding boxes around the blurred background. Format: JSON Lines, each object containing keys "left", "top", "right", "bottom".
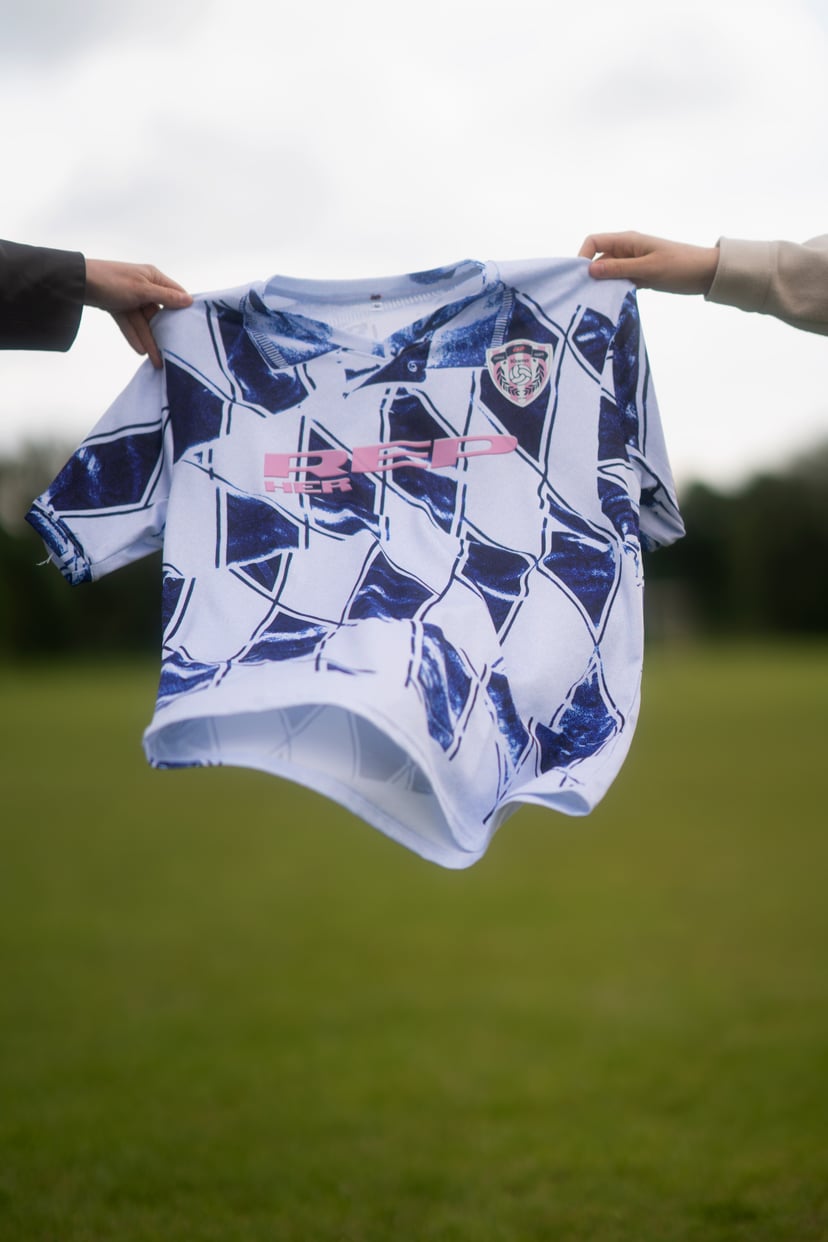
{"left": 1, "top": 2, "right": 826, "bottom": 1239}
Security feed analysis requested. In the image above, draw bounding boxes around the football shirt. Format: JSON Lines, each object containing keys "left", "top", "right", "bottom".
{"left": 27, "top": 257, "right": 684, "bottom": 867}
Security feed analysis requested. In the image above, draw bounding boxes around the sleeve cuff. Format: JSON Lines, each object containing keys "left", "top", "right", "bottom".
{"left": 705, "top": 238, "right": 774, "bottom": 314}
{"left": 25, "top": 502, "right": 93, "bottom": 585}
{"left": 0, "top": 240, "right": 85, "bottom": 351}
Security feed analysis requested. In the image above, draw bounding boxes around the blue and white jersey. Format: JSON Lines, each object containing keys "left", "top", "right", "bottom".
{"left": 28, "top": 258, "right": 683, "bottom": 868}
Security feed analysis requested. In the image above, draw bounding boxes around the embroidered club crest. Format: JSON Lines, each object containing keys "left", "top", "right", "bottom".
{"left": 486, "top": 340, "right": 554, "bottom": 408}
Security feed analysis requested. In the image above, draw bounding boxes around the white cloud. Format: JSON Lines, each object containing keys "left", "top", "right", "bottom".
{"left": 0, "top": 0, "right": 209, "bottom": 63}
{"left": 1, "top": 0, "right": 826, "bottom": 485}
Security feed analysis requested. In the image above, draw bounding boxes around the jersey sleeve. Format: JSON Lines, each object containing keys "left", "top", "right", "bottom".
{"left": 25, "top": 362, "right": 172, "bottom": 584}
{"left": 601, "top": 289, "right": 684, "bottom": 551}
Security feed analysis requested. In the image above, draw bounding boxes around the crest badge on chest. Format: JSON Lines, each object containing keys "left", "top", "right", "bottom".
{"left": 485, "top": 339, "right": 554, "bottom": 408}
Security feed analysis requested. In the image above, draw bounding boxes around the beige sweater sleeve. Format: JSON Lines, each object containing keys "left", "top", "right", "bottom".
{"left": 706, "top": 235, "right": 828, "bottom": 335}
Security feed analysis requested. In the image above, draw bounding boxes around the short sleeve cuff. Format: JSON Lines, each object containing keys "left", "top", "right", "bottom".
{"left": 25, "top": 501, "right": 93, "bottom": 585}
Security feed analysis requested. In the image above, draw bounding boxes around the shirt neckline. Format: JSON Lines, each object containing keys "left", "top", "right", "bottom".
{"left": 243, "top": 260, "right": 500, "bottom": 365}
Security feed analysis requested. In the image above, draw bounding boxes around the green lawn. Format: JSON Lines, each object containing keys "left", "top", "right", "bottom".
{"left": 1, "top": 645, "right": 826, "bottom": 1241}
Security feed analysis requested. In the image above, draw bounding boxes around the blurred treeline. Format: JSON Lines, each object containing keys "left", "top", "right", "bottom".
{"left": 645, "top": 440, "right": 828, "bottom": 638}
{"left": 1, "top": 438, "right": 827, "bottom": 659}
{"left": 0, "top": 442, "right": 162, "bottom": 658}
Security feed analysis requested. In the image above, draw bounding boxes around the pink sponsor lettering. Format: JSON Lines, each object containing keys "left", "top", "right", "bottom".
{"left": 266, "top": 478, "right": 353, "bottom": 494}
{"left": 429, "top": 434, "right": 517, "bottom": 468}
{"left": 263, "top": 435, "right": 518, "bottom": 487}
{"left": 350, "top": 440, "right": 432, "bottom": 473}
{"left": 264, "top": 449, "right": 349, "bottom": 479}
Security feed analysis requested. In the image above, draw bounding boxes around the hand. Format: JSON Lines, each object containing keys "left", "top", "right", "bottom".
{"left": 578, "top": 231, "right": 720, "bottom": 296}
{"left": 83, "top": 259, "right": 193, "bottom": 368}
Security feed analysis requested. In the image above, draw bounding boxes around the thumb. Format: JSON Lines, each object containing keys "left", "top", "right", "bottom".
{"left": 151, "top": 286, "right": 193, "bottom": 309}
{"left": 587, "top": 258, "right": 632, "bottom": 281}
{"left": 141, "top": 266, "right": 193, "bottom": 308}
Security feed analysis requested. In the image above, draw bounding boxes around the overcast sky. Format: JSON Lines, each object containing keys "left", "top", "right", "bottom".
{"left": 1, "top": 0, "right": 826, "bottom": 488}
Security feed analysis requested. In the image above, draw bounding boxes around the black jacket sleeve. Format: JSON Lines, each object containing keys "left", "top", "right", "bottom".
{"left": 0, "top": 240, "right": 86, "bottom": 351}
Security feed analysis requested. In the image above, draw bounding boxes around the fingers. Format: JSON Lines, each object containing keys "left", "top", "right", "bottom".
{"left": 84, "top": 258, "right": 192, "bottom": 313}
{"left": 587, "top": 255, "right": 654, "bottom": 283}
{"left": 113, "top": 307, "right": 163, "bottom": 369}
{"left": 578, "top": 232, "right": 720, "bottom": 295}
{"left": 85, "top": 258, "right": 192, "bottom": 367}
{"left": 140, "top": 266, "right": 193, "bottom": 309}
{"left": 578, "top": 233, "right": 651, "bottom": 284}
{"left": 116, "top": 269, "right": 190, "bottom": 365}
{"left": 578, "top": 233, "right": 638, "bottom": 261}
{"left": 579, "top": 232, "right": 649, "bottom": 261}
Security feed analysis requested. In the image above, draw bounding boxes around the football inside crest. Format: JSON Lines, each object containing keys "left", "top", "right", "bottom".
{"left": 485, "top": 339, "right": 554, "bottom": 407}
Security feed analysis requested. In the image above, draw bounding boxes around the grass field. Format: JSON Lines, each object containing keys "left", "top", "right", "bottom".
{"left": 1, "top": 645, "right": 826, "bottom": 1241}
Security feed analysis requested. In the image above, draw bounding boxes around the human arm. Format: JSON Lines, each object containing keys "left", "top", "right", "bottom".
{"left": 708, "top": 236, "right": 828, "bottom": 335}
{"left": 1, "top": 241, "right": 193, "bottom": 363}
{"left": 578, "top": 230, "right": 828, "bottom": 335}
{"left": 0, "top": 239, "right": 85, "bottom": 351}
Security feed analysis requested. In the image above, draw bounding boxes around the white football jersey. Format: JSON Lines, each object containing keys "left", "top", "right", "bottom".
{"left": 28, "top": 258, "right": 684, "bottom": 868}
